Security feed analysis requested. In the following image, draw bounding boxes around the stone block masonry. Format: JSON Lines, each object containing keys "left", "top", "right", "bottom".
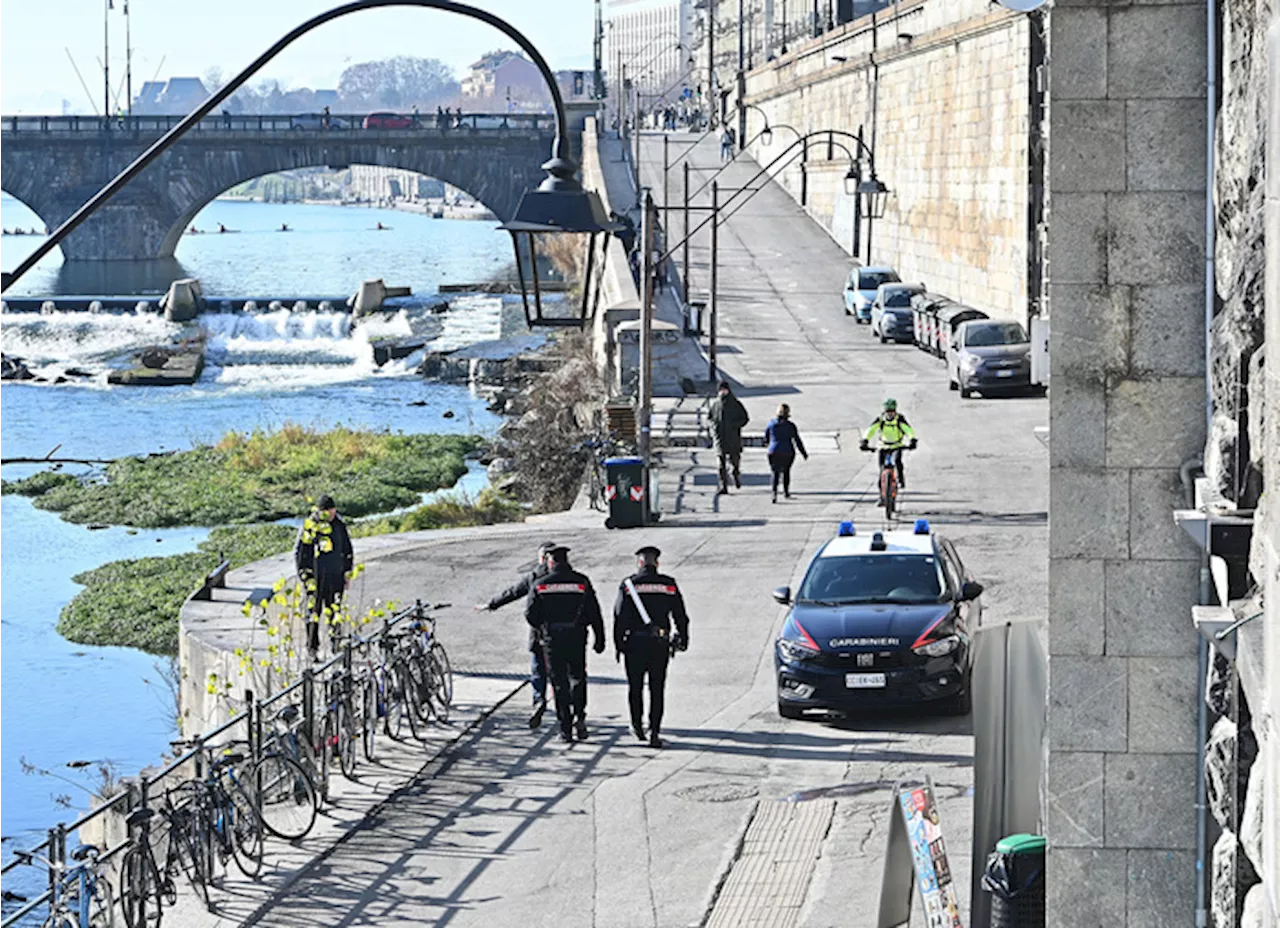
{"left": 741, "top": 0, "right": 1033, "bottom": 322}
{"left": 1046, "top": 3, "right": 1208, "bottom": 927}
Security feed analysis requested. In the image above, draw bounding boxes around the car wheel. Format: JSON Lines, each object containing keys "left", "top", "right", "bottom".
{"left": 879, "top": 332, "right": 888, "bottom": 345}
{"left": 777, "top": 701, "right": 806, "bottom": 720}
{"left": 844, "top": 306, "right": 852, "bottom": 316}
{"left": 960, "top": 385, "right": 973, "bottom": 399}
{"left": 948, "top": 374, "right": 958, "bottom": 391}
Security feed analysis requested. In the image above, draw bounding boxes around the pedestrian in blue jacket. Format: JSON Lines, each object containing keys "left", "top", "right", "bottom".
{"left": 764, "top": 404, "right": 808, "bottom": 503}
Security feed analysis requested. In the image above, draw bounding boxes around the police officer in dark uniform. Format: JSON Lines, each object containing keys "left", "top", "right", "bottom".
{"left": 475, "top": 540, "right": 557, "bottom": 729}
{"left": 525, "top": 546, "right": 605, "bottom": 743}
{"left": 613, "top": 545, "right": 689, "bottom": 748}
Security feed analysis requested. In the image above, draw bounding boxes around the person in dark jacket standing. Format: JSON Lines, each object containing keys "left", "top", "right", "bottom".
{"left": 708, "top": 381, "right": 750, "bottom": 494}
{"left": 764, "top": 403, "right": 808, "bottom": 503}
{"left": 525, "top": 546, "right": 605, "bottom": 743}
{"left": 613, "top": 546, "right": 689, "bottom": 748}
{"left": 295, "top": 493, "right": 354, "bottom": 661}
{"left": 475, "top": 540, "right": 557, "bottom": 728}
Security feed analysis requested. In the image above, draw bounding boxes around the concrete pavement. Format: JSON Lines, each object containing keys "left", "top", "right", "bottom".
{"left": 238, "top": 130, "right": 1047, "bottom": 927}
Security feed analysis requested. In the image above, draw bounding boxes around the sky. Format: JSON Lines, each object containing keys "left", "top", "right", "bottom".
{"left": 0, "top": 0, "right": 596, "bottom": 114}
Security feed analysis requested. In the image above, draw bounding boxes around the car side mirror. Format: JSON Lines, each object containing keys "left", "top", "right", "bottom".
{"left": 773, "top": 586, "right": 792, "bottom": 605}
{"left": 960, "top": 580, "right": 984, "bottom": 602}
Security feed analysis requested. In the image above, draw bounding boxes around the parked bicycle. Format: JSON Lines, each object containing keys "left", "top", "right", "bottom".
{"left": 248, "top": 706, "right": 319, "bottom": 840}
{"left": 12, "top": 843, "right": 115, "bottom": 928}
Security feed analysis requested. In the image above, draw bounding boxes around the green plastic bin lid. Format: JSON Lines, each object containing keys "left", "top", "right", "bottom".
{"left": 996, "top": 833, "right": 1046, "bottom": 855}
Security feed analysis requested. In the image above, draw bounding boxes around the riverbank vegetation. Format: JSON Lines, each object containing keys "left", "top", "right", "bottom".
{"left": 3, "top": 426, "right": 482, "bottom": 528}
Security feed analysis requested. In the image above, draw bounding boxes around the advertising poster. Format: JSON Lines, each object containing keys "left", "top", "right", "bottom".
{"left": 896, "top": 785, "right": 964, "bottom": 928}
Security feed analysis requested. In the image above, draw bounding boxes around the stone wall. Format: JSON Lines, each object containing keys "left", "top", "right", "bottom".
{"left": 1046, "top": 3, "right": 1209, "bottom": 926}
{"left": 738, "top": 0, "right": 1034, "bottom": 321}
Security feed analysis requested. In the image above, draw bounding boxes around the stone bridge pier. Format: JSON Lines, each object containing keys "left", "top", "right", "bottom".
{"left": 0, "top": 127, "right": 558, "bottom": 261}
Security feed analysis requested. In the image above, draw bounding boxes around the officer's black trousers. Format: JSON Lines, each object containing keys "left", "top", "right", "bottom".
{"left": 544, "top": 626, "right": 588, "bottom": 731}
{"left": 305, "top": 574, "right": 345, "bottom": 653}
{"left": 624, "top": 636, "right": 670, "bottom": 735}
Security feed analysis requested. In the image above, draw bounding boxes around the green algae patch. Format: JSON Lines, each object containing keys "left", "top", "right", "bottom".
{"left": 8, "top": 425, "right": 483, "bottom": 528}
{"left": 58, "top": 524, "right": 299, "bottom": 655}
{"left": 351, "top": 488, "right": 523, "bottom": 536}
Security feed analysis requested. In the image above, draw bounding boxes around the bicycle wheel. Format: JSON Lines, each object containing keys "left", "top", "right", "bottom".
{"left": 88, "top": 875, "right": 116, "bottom": 928}
{"left": 426, "top": 641, "right": 453, "bottom": 722}
{"left": 250, "top": 753, "right": 318, "bottom": 840}
{"left": 163, "top": 789, "right": 210, "bottom": 909}
{"left": 381, "top": 666, "right": 407, "bottom": 741}
{"left": 881, "top": 470, "right": 896, "bottom": 521}
{"left": 403, "top": 653, "right": 432, "bottom": 726}
{"left": 118, "top": 846, "right": 162, "bottom": 928}
{"left": 227, "top": 781, "right": 264, "bottom": 879}
{"left": 361, "top": 675, "right": 379, "bottom": 762}
{"left": 337, "top": 700, "right": 358, "bottom": 780}
{"left": 400, "top": 660, "right": 429, "bottom": 740}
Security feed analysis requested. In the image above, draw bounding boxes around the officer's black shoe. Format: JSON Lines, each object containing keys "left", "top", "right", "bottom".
{"left": 648, "top": 734, "right": 664, "bottom": 749}
{"left": 574, "top": 718, "right": 589, "bottom": 741}
{"left": 632, "top": 723, "right": 646, "bottom": 742}
{"left": 528, "top": 701, "right": 546, "bottom": 729}
{"left": 559, "top": 727, "right": 574, "bottom": 743}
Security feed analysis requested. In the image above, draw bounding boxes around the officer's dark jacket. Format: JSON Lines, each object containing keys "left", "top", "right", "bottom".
{"left": 525, "top": 565, "right": 605, "bottom": 642}
{"left": 294, "top": 512, "right": 354, "bottom": 581}
{"left": 612, "top": 567, "right": 690, "bottom": 653}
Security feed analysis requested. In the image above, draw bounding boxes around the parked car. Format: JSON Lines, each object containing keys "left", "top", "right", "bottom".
{"left": 947, "top": 319, "right": 1035, "bottom": 398}
{"left": 363, "top": 112, "right": 414, "bottom": 130}
{"left": 935, "top": 304, "right": 989, "bottom": 358}
{"left": 290, "top": 113, "right": 347, "bottom": 130}
{"left": 870, "top": 282, "right": 925, "bottom": 343}
{"left": 773, "top": 519, "right": 982, "bottom": 719}
{"left": 843, "top": 266, "right": 900, "bottom": 323}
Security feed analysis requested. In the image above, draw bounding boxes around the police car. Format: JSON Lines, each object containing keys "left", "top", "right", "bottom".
{"left": 773, "top": 520, "right": 983, "bottom": 718}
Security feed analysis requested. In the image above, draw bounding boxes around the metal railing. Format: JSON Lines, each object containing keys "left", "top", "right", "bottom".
{"left": 0, "top": 600, "right": 444, "bottom": 928}
{"left": 0, "top": 112, "right": 555, "bottom": 135}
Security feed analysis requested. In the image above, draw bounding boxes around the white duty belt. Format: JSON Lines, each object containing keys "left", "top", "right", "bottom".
{"left": 624, "top": 578, "right": 664, "bottom": 636}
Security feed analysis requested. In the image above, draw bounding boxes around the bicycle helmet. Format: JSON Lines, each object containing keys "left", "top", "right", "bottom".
{"left": 883, "top": 398, "right": 898, "bottom": 411}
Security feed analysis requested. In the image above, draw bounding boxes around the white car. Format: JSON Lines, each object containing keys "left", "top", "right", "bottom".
{"left": 843, "top": 266, "right": 900, "bottom": 323}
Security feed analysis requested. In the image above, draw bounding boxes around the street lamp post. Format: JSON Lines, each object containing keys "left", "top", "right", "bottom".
{"left": 3, "top": 0, "right": 621, "bottom": 305}
{"left": 638, "top": 188, "right": 655, "bottom": 463}
{"left": 709, "top": 179, "right": 720, "bottom": 382}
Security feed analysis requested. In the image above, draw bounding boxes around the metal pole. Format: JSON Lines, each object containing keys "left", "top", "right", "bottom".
{"left": 633, "top": 81, "right": 642, "bottom": 199}
{"left": 737, "top": 0, "right": 746, "bottom": 148}
{"left": 865, "top": 190, "right": 875, "bottom": 264}
{"left": 812, "top": 0, "right": 820, "bottom": 37}
{"left": 639, "top": 189, "right": 655, "bottom": 465}
{"left": 125, "top": 1, "right": 133, "bottom": 116}
{"left": 853, "top": 123, "right": 864, "bottom": 257}
{"left": 708, "top": 0, "right": 717, "bottom": 130}
{"left": 682, "top": 160, "right": 691, "bottom": 304}
{"left": 593, "top": 0, "right": 604, "bottom": 100}
{"left": 800, "top": 136, "right": 808, "bottom": 206}
{"left": 781, "top": 0, "right": 788, "bottom": 54}
{"left": 709, "top": 180, "right": 719, "bottom": 382}
{"left": 663, "top": 134, "right": 670, "bottom": 211}
{"left": 103, "top": 0, "right": 111, "bottom": 119}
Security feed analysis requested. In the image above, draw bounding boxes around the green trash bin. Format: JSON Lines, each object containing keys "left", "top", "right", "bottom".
{"left": 604, "top": 456, "right": 647, "bottom": 529}
{"left": 982, "top": 834, "right": 1046, "bottom": 928}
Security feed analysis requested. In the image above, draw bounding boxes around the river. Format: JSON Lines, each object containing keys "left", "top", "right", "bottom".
{"left": 0, "top": 195, "right": 515, "bottom": 886}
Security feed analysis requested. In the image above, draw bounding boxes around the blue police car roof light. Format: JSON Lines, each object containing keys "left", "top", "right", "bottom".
{"left": 870, "top": 531, "right": 887, "bottom": 550}
{"left": 913, "top": 519, "right": 930, "bottom": 535}
{"left": 838, "top": 521, "right": 856, "bottom": 537}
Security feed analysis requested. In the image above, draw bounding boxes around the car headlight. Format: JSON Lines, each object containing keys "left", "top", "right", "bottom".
{"left": 777, "top": 637, "right": 819, "bottom": 662}
{"left": 960, "top": 355, "right": 981, "bottom": 372}
{"left": 913, "top": 635, "right": 960, "bottom": 658}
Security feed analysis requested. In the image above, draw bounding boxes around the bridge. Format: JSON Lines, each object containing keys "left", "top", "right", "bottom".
{"left": 0, "top": 113, "right": 563, "bottom": 261}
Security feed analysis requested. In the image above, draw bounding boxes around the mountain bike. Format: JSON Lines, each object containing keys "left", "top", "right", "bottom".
{"left": 248, "top": 707, "right": 319, "bottom": 840}
{"left": 863, "top": 444, "right": 913, "bottom": 521}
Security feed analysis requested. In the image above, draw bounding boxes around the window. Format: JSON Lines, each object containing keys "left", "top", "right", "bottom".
{"left": 797, "top": 554, "right": 947, "bottom": 605}
{"left": 859, "top": 270, "right": 899, "bottom": 291}
{"left": 964, "top": 322, "right": 1028, "bottom": 347}
{"left": 884, "top": 289, "right": 914, "bottom": 308}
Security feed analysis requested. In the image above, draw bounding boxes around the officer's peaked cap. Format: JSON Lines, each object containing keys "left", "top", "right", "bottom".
{"left": 546, "top": 544, "right": 571, "bottom": 557}
{"left": 635, "top": 545, "right": 661, "bottom": 559}
{"left": 538, "top": 540, "right": 558, "bottom": 555}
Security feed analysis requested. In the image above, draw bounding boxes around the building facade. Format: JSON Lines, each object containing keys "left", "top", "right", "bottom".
{"left": 605, "top": 0, "right": 694, "bottom": 104}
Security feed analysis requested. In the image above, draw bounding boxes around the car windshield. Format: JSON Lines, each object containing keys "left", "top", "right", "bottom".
{"left": 859, "top": 270, "right": 899, "bottom": 290}
{"left": 884, "top": 290, "right": 913, "bottom": 308}
{"left": 796, "top": 554, "right": 947, "bottom": 605}
{"left": 965, "top": 322, "right": 1027, "bottom": 347}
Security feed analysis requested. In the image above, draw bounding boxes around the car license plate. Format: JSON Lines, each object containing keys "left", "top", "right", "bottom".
{"left": 996, "top": 369, "right": 1015, "bottom": 377}
{"left": 846, "top": 673, "right": 886, "bottom": 689}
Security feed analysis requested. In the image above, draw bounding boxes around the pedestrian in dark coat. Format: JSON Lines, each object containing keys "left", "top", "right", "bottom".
{"left": 294, "top": 493, "right": 354, "bottom": 660}
{"left": 764, "top": 403, "right": 808, "bottom": 502}
{"left": 613, "top": 546, "right": 689, "bottom": 748}
{"left": 475, "top": 540, "right": 558, "bottom": 728}
{"left": 525, "top": 547, "right": 606, "bottom": 743}
{"left": 708, "top": 381, "right": 749, "bottom": 494}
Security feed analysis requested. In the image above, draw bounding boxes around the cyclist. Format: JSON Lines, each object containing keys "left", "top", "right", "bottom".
{"left": 859, "top": 398, "right": 918, "bottom": 498}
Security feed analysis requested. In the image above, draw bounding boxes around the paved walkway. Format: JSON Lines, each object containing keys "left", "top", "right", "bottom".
{"left": 239, "top": 130, "right": 1048, "bottom": 927}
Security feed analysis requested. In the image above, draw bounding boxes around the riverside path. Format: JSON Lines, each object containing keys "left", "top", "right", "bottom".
{"left": 240, "top": 130, "right": 1048, "bottom": 927}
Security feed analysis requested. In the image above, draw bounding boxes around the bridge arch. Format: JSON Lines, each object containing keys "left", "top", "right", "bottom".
{"left": 0, "top": 126, "right": 558, "bottom": 262}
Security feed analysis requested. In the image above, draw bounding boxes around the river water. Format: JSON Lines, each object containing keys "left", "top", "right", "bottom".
{"left": 0, "top": 196, "right": 515, "bottom": 881}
